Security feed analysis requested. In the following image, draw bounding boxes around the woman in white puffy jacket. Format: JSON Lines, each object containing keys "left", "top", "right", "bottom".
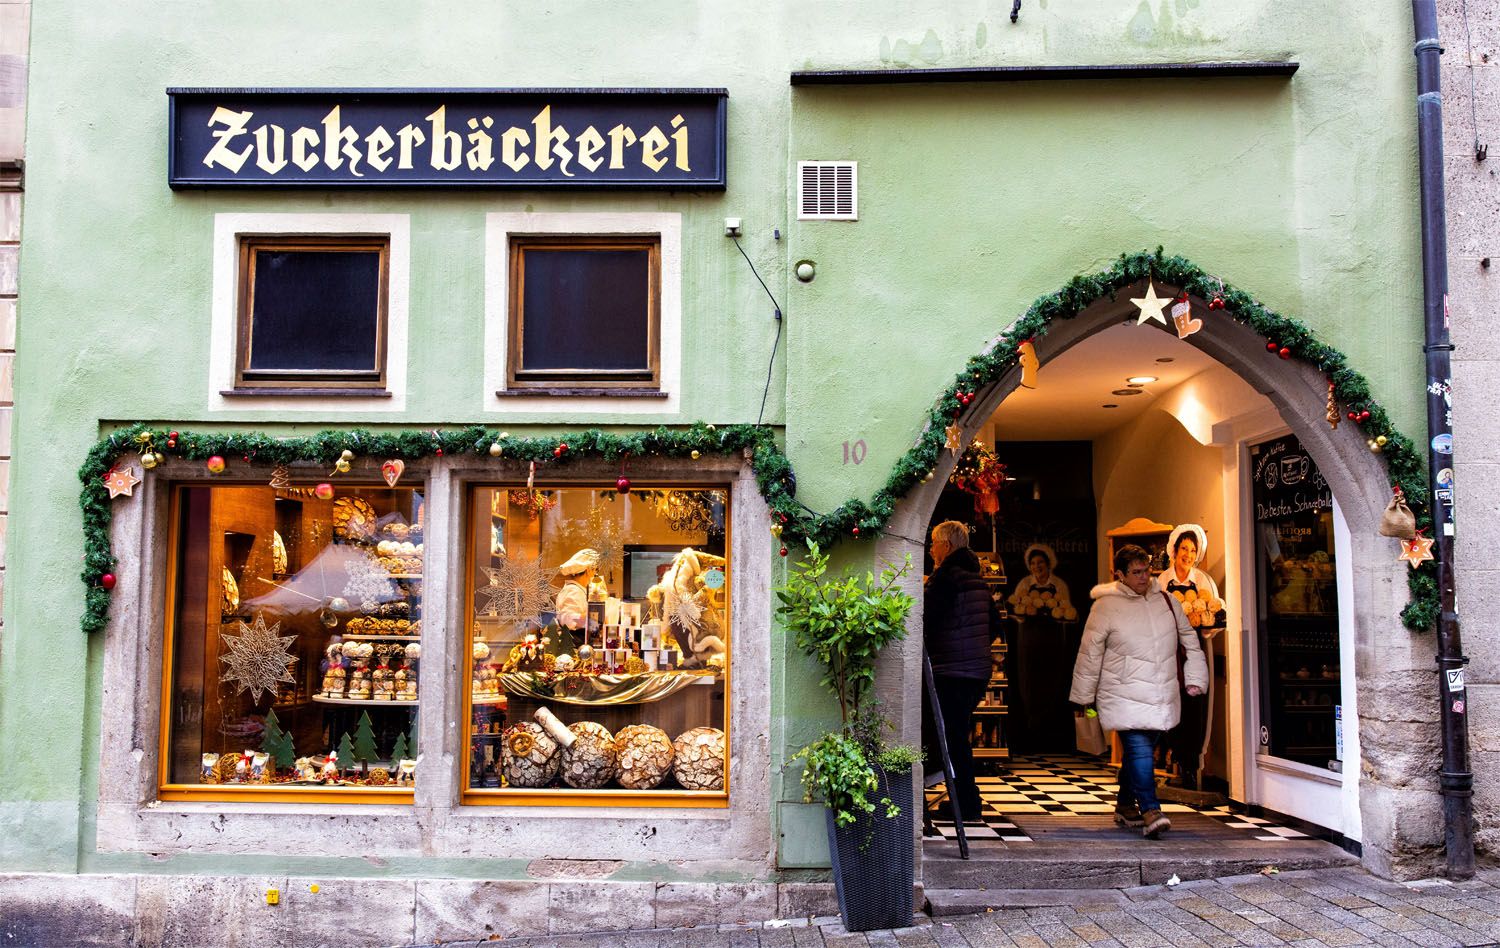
{"left": 1069, "top": 544, "right": 1208, "bottom": 838}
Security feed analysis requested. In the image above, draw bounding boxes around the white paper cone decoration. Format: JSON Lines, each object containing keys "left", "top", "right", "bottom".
{"left": 500, "top": 722, "right": 560, "bottom": 787}
{"left": 615, "top": 724, "right": 674, "bottom": 790}
{"left": 533, "top": 706, "right": 577, "bottom": 749}
{"left": 561, "top": 721, "right": 619, "bottom": 789}
{"left": 672, "top": 727, "right": 726, "bottom": 791}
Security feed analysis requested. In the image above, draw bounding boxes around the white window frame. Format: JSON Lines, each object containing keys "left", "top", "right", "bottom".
{"left": 210, "top": 213, "right": 410, "bottom": 412}
{"left": 484, "top": 212, "right": 681, "bottom": 415}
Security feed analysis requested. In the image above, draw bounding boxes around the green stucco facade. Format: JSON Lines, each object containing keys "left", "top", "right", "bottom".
{"left": 3, "top": 0, "right": 1436, "bottom": 891}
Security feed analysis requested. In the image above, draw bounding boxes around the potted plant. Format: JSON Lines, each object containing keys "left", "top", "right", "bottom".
{"left": 777, "top": 542, "right": 921, "bottom": 932}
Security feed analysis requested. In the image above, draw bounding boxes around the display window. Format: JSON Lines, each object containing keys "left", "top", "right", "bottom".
{"left": 161, "top": 482, "right": 423, "bottom": 799}
{"left": 464, "top": 484, "right": 729, "bottom": 804}
{"left": 1251, "top": 433, "right": 1342, "bottom": 768}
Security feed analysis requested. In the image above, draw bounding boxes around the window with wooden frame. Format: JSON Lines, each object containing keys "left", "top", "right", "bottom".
{"left": 506, "top": 235, "right": 661, "bottom": 393}
{"left": 235, "top": 235, "right": 390, "bottom": 392}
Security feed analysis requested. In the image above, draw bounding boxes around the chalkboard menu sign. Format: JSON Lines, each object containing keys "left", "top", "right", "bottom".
{"left": 1251, "top": 433, "right": 1332, "bottom": 523}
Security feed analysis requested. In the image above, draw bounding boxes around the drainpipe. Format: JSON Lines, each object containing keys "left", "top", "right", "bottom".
{"left": 1412, "top": 0, "right": 1474, "bottom": 880}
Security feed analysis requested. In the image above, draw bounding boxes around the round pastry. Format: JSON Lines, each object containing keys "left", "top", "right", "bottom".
{"left": 561, "top": 722, "right": 618, "bottom": 789}
{"left": 332, "top": 496, "right": 378, "bottom": 541}
{"left": 473, "top": 640, "right": 491, "bottom": 661}
{"left": 405, "top": 642, "right": 421, "bottom": 660}
{"left": 615, "top": 724, "right": 674, "bottom": 790}
{"left": 501, "top": 722, "right": 560, "bottom": 787}
{"left": 672, "top": 727, "right": 726, "bottom": 791}
{"left": 368, "top": 767, "right": 391, "bottom": 786}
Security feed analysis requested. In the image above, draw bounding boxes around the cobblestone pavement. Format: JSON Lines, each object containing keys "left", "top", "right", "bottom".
{"left": 410, "top": 867, "right": 1500, "bottom": 947}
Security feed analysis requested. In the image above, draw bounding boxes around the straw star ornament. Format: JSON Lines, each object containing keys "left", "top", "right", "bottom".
{"left": 219, "top": 613, "right": 298, "bottom": 704}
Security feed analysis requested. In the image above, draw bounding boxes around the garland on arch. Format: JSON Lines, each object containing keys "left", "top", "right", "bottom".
{"left": 77, "top": 250, "right": 1436, "bottom": 635}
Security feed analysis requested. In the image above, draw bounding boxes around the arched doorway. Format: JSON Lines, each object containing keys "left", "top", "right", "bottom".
{"left": 872, "top": 276, "right": 1413, "bottom": 884}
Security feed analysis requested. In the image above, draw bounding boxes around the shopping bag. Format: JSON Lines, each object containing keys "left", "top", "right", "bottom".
{"left": 1074, "top": 708, "right": 1107, "bottom": 756}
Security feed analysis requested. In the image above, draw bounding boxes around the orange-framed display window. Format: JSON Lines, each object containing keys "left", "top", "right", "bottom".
{"left": 463, "top": 483, "right": 729, "bottom": 806}
{"left": 160, "top": 481, "right": 423, "bottom": 801}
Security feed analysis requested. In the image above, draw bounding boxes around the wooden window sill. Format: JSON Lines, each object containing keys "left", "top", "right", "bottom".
{"left": 221, "top": 388, "right": 394, "bottom": 398}
{"left": 495, "top": 388, "right": 669, "bottom": 398}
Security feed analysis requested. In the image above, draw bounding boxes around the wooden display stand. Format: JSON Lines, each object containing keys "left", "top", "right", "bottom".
{"left": 972, "top": 555, "right": 1009, "bottom": 759}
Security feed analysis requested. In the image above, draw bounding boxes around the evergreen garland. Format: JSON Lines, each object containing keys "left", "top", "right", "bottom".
{"left": 76, "top": 249, "right": 1437, "bottom": 635}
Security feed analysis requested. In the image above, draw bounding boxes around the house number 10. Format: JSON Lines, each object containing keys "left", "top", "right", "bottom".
{"left": 842, "top": 440, "right": 868, "bottom": 465}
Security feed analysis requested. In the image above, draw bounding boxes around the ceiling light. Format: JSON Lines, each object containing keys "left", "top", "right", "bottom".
{"left": 1110, "top": 389, "right": 1144, "bottom": 396}
{"left": 1102, "top": 404, "right": 1119, "bottom": 409}
{"left": 1155, "top": 357, "right": 1175, "bottom": 363}
{"left": 1126, "top": 376, "right": 1158, "bottom": 385}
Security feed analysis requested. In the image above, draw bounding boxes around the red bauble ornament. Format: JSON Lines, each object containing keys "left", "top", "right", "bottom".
{"left": 1266, "top": 340, "right": 1279, "bottom": 352}
{"left": 314, "top": 482, "right": 335, "bottom": 500}
{"left": 554, "top": 443, "right": 568, "bottom": 458}
{"left": 779, "top": 513, "right": 788, "bottom": 524}
{"left": 1359, "top": 410, "right": 1371, "bottom": 423}
{"left": 1278, "top": 347, "right": 1292, "bottom": 360}
{"left": 166, "top": 439, "right": 177, "bottom": 449}
{"left": 435, "top": 448, "right": 443, "bottom": 456}
{"left": 616, "top": 475, "right": 632, "bottom": 494}
{"left": 168, "top": 431, "right": 180, "bottom": 440}
{"left": 100, "top": 573, "right": 117, "bottom": 591}
{"left": 1209, "top": 296, "right": 1225, "bottom": 310}
{"left": 852, "top": 526, "right": 861, "bottom": 536}
{"left": 205, "top": 455, "right": 226, "bottom": 474}
{"left": 780, "top": 547, "right": 789, "bottom": 557}
{"left": 1347, "top": 411, "right": 1358, "bottom": 421}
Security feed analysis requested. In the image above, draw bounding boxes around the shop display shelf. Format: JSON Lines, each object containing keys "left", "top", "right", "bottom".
{"left": 472, "top": 694, "right": 508, "bottom": 705}
{"left": 313, "top": 695, "right": 420, "bottom": 707}
{"left": 387, "top": 574, "right": 423, "bottom": 580}
{"left": 973, "top": 747, "right": 1011, "bottom": 758}
{"left": 339, "top": 633, "right": 421, "bottom": 641}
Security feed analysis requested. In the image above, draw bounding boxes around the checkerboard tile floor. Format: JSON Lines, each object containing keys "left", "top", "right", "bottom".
{"left": 923, "top": 753, "right": 1315, "bottom": 843}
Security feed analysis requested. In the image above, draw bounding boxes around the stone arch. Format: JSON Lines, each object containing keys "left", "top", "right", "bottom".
{"left": 873, "top": 267, "right": 1429, "bottom": 878}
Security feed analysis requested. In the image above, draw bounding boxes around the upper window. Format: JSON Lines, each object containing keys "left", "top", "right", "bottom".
{"left": 506, "top": 235, "right": 661, "bottom": 392}
{"left": 235, "top": 235, "right": 390, "bottom": 391}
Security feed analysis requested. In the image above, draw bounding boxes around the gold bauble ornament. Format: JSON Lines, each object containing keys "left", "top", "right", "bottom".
{"left": 770, "top": 524, "right": 783, "bottom": 538}
{"left": 1368, "top": 440, "right": 1381, "bottom": 453}
{"left": 1376, "top": 435, "right": 1388, "bottom": 447}
{"left": 340, "top": 449, "right": 355, "bottom": 461}
{"left": 690, "top": 450, "right": 701, "bottom": 460}
{"left": 335, "top": 458, "right": 351, "bottom": 473}
{"left": 141, "top": 453, "right": 159, "bottom": 470}
{"left": 489, "top": 442, "right": 503, "bottom": 457}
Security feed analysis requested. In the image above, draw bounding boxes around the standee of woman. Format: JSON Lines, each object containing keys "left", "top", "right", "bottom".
{"left": 1157, "top": 524, "right": 1220, "bottom": 789}
{"left": 1007, "top": 544, "right": 1077, "bottom": 753}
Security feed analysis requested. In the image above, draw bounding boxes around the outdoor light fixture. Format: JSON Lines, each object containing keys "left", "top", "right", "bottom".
{"left": 1126, "top": 375, "right": 1157, "bottom": 384}
{"left": 1110, "top": 389, "right": 1144, "bottom": 396}
{"left": 1156, "top": 357, "right": 1175, "bottom": 363}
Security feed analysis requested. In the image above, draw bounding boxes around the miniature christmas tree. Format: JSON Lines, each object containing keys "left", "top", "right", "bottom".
{"left": 336, "top": 732, "right": 356, "bottom": 775}
{"left": 352, "top": 711, "right": 379, "bottom": 774}
{"left": 390, "top": 731, "right": 410, "bottom": 763}
{"left": 260, "top": 708, "right": 296, "bottom": 771}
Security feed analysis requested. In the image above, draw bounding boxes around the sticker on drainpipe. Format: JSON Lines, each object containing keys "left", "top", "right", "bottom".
{"left": 1447, "top": 668, "right": 1466, "bottom": 692}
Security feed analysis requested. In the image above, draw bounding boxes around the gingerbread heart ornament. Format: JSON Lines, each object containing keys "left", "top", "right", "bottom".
{"left": 381, "top": 459, "right": 405, "bottom": 487}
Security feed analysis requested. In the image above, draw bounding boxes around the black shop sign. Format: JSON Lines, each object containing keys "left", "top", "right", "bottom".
{"left": 167, "top": 88, "right": 727, "bottom": 189}
{"left": 1251, "top": 434, "right": 1332, "bottom": 523}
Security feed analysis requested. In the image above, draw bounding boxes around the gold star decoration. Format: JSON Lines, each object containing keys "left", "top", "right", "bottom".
{"left": 1399, "top": 533, "right": 1435, "bottom": 567}
{"left": 1132, "top": 281, "right": 1172, "bottom": 326}
{"left": 219, "top": 613, "right": 298, "bottom": 704}
{"left": 478, "top": 556, "right": 559, "bottom": 626}
{"left": 103, "top": 465, "right": 142, "bottom": 499}
{"left": 554, "top": 502, "right": 625, "bottom": 579}
{"left": 945, "top": 424, "right": 964, "bottom": 455}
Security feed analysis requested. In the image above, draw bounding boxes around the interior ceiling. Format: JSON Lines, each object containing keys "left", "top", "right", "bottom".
{"left": 991, "top": 322, "right": 1221, "bottom": 441}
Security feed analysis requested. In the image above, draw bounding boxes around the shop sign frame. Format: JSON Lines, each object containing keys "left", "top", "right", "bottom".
{"left": 167, "top": 87, "right": 728, "bottom": 190}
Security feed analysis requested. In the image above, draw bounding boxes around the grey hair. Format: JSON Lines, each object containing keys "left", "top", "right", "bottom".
{"left": 931, "top": 520, "right": 970, "bottom": 550}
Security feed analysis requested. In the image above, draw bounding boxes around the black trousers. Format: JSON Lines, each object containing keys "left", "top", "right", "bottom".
{"left": 924, "top": 674, "right": 989, "bottom": 821}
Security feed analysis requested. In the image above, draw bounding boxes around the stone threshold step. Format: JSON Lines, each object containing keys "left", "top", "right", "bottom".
{"left": 922, "top": 847, "right": 1358, "bottom": 891}
{"left": 926, "top": 888, "right": 1134, "bottom": 915}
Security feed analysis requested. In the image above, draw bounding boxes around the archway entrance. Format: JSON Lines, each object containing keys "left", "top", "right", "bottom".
{"left": 875, "top": 277, "right": 1403, "bottom": 891}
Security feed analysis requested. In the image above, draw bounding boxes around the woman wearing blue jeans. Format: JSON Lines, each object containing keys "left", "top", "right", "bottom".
{"left": 1069, "top": 544, "right": 1208, "bottom": 838}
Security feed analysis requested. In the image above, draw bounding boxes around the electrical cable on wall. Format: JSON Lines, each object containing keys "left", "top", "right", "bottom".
{"left": 1461, "top": 0, "right": 1488, "bottom": 160}
{"left": 730, "top": 234, "right": 784, "bottom": 425}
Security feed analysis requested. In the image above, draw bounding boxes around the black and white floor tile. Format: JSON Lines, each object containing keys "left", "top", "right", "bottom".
{"left": 923, "top": 753, "right": 1314, "bottom": 843}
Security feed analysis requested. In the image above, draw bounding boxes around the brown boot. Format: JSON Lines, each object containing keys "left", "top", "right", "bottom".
{"left": 1141, "top": 809, "right": 1171, "bottom": 838}
{"left": 1113, "top": 804, "right": 1145, "bottom": 828}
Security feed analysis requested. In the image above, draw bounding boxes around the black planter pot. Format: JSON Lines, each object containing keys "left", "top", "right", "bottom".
{"left": 824, "top": 765, "right": 914, "bottom": 932}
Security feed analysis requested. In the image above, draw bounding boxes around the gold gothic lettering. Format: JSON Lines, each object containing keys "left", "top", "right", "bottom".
{"left": 199, "top": 104, "right": 693, "bottom": 178}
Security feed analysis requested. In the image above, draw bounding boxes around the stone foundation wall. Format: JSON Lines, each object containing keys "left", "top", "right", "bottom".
{"left": 0, "top": 872, "right": 841, "bottom": 947}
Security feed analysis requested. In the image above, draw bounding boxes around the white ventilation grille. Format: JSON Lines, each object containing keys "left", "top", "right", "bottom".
{"left": 798, "top": 161, "right": 858, "bottom": 221}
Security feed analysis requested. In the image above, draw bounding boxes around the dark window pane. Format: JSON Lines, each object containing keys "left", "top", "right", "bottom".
{"left": 521, "top": 249, "right": 650, "bottom": 372}
{"left": 248, "top": 250, "right": 381, "bottom": 373}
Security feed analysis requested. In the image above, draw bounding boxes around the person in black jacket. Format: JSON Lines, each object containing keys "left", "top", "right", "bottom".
{"left": 923, "top": 520, "right": 1002, "bottom": 821}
